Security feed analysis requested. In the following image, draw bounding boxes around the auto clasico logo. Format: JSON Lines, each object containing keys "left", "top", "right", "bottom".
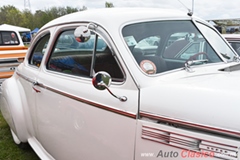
{"left": 156, "top": 149, "right": 214, "bottom": 158}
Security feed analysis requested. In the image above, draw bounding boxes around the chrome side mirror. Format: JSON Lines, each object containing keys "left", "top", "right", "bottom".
{"left": 92, "top": 72, "right": 127, "bottom": 102}
{"left": 74, "top": 26, "right": 91, "bottom": 43}
{"left": 92, "top": 71, "right": 111, "bottom": 90}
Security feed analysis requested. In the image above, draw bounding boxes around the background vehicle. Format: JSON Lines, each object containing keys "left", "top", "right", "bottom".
{"left": 0, "top": 24, "right": 29, "bottom": 85}
{"left": 222, "top": 34, "right": 240, "bottom": 55}
{"left": 1, "top": 8, "right": 240, "bottom": 160}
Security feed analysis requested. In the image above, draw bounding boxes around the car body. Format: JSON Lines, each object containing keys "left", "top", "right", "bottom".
{"left": 0, "top": 24, "right": 29, "bottom": 84}
{"left": 222, "top": 34, "right": 240, "bottom": 56}
{"left": 1, "top": 8, "right": 240, "bottom": 160}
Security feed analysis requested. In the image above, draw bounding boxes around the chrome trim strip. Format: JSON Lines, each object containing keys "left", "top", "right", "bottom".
{"left": 142, "top": 125, "right": 238, "bottom": 148}
{"left": 17, "top": 72, "right": 136, "bottom": 119}
{"left": 141, "top": 125, "right": 239, "bottom": 160}
{"left": 16, "top": 72, "right": 34, "bottom": 84}
{"left": 0, "top": 62, "right": 19, "bottom": 68}
{"left": 140, "top": 111, "right": 240, "bottom": 138}
{"left": 39, "top": 83, "right": 136, "bottom": 118}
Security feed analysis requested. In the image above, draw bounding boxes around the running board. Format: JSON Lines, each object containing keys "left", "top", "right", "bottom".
{"left": 28, "top": 137, "right": 55, "bottom": 160}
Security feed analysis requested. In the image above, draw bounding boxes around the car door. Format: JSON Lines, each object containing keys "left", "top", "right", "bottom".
{"left": 34, "top": 24, "right": 139, "bottom": 160}
{"left": 17, "top": 30, "right": 51, "bottom": 137}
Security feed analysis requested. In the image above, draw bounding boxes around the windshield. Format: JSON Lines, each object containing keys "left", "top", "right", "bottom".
{"left": 122, "top": 20, "right": 224, "bottom": 75}
{"left": 196, "top": 22, "right": 236, "bottom": 62}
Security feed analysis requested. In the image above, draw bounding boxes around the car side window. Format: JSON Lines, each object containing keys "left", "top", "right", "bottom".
{"left": 29, "top": 33, "right": 50, "bottom": 67}
{"left": 123, "top": 21, "right": 223, "bottom": 74}
{"left": 163, "top": 32, "right": 220, "bottom": 62}
{"left": 47, "top": 29, "right": 124, "bottom": 82}
{"left": 94, "top": 37, "right": 124, "bottom": 82}
{"left": 163, "top": 32, "right": 199, "bottom": 59}
{"left": 229, "top": 42, "right": 240, "bottom": 56}
{"left": 0, "top": 31, "right": 20, "bottom": 45}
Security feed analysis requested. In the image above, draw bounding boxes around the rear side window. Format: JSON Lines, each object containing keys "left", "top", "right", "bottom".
{"left": 29, "top": 33, "right": 50, "bottom": 67}
{"left": 0, "top": 31, "right": 20, "bottom": 45}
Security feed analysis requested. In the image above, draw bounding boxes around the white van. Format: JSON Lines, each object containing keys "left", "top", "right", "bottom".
{"left": 0, "top": 24, "right": 29, "bottom": 84}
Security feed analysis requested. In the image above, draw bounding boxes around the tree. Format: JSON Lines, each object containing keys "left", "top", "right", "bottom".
{"left": 0, "top": 5, "right": 23, "bottom": 26}
{"left": 105, "top": 2, "right": 114, "bottom": 8}
{"left": 80, "top": 6, "right": 88, "bottom": 11}
{"left": 66, "top": 6, "right": 80, "bottom": 14}
{"left": 21, "top": 9, "right": 34, "bottom": 29}
{"left": 0, "top": 4, "right": 88, "bottom": 30}
{"left": 33, "top": 10, "right": 50, "bottom": 29}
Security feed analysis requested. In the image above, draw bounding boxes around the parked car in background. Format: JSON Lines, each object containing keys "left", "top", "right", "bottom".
{"left": 1, "top": 8, "right": 240, "bottom": 160}
{"left": 0, "top": 24, "right": 29, "bottom": 85}
{"left": 222, "top": 34, "right": 240, "bottom": 55}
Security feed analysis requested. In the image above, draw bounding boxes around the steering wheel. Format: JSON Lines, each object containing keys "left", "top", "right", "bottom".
{"left": 186, "top": 52, "right": 209, "bottom": 62}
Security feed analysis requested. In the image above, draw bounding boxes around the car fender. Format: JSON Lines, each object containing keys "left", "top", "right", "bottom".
{"left": 1, "top": 76, "right": 28, "bottom": 143}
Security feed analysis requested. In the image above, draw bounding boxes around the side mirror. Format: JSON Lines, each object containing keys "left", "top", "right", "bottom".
{"left": 92, "top": 71, "right": 111, "bottom": 90}
{"left": 92, "top": 72, "right": 127, "bottom": 102}
{"left": 74, "top": 26, "right": 91, "bottom": 43}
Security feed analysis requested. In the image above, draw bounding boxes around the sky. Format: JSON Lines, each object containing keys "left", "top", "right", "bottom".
{"left": 1, "top": 0, "right": 240, "bottom": 20}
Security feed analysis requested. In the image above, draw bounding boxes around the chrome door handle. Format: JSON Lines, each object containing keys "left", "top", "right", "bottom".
{"left": 32, "top": 81, "right": 41, "bottom": 93}
{"left": 32, "top": 81, "right": 38, "bottom": 86}
{"left": 32, "top": 86, "right": 41, "bottom": 93}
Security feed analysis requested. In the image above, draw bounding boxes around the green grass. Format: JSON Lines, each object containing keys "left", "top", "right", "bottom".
{"left": 0, "top": 112, "right": 40, "bottom": 160}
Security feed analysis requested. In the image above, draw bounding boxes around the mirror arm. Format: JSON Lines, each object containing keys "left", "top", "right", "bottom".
{"left": 87, "top": 23, "right": 97, "bottom": 30}
{"left": 184, "top": 59, "right": 208, "bottom": 73}
{"left": 98, "top": 82, "right": 127, "bottom": 102}
{"left": 90, "top": 34, "right": 98, "bottom": 77}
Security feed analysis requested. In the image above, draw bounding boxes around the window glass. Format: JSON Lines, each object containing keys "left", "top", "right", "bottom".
{"left": 20, "top": 32, "right": 31, "bottom": 44}
{"left": 196, "top": 22, "right": 236, "bottom": 62}
{"left": 0, "top": 31, "right": 19, "bottom": 45}
{"left": 47, "top": 29, "right": 124, "bottom": 82}
{"left": 0, "top": 34, "right": 2, "bottom": 44}
{"left": 136, "top": 36, "right": 160, "bottom": 47}
{"left": 178, "top": 43, "right": 200, "bottom": 60}
{"left": 229, "top": 42, "right": 240, "bottom": 56}
{"left": 122, "top": 21, "right": 223, "bottom": 75}
{"left": 29, "top": 33, "right": 50, "bottom": 67}
{"left": 163, "top": 32, "right": 208, "bottom": 61}
{"left": 53, "top": 30, "right": 107, "bottom": 51}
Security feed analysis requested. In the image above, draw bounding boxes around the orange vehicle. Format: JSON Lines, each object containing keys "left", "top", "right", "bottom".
{"left": 0, "top": 24, "right": 30, "bottom": 84}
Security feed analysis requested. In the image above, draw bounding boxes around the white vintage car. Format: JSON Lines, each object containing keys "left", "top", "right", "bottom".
{"left": 1, "top": 8, "right": 240, "bottom": 160}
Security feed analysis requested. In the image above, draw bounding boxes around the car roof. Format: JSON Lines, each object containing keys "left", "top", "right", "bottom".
{"left": 40, "top": 8, "right": 192, "bottom": 31}
{"left": 0, "top": 24, "right": 30, "bottom": 32}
